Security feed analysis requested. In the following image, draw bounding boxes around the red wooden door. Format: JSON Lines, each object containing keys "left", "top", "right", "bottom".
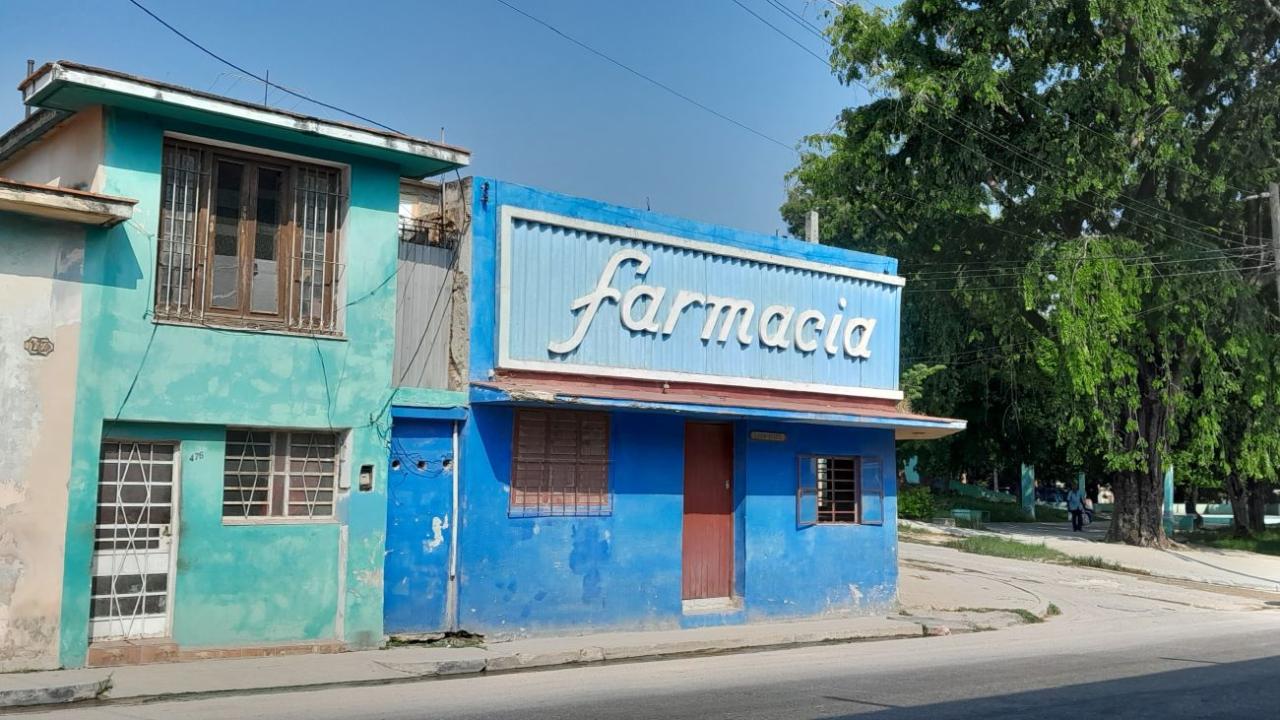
{"left": 682, "top": 422, "right": 734, "bottom": 600}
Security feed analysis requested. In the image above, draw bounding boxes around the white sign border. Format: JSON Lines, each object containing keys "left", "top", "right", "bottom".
{"left": 496, "top": 205, "right": 906, "bottom": 401}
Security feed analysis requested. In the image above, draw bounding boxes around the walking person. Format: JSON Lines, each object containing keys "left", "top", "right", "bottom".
{"left": 1067, "top": 486, "right": 1085, "bottom": 532}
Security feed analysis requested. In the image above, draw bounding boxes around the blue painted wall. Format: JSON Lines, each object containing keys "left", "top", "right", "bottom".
{"left": 457, "top": 406, "right": 896, "bottom": 636}
{"left": 384, "top": 418, "right": 456, "bottom": 634}
{"left": 501, "top": 215, "right": 902, "bottom": 391}
{"left": 458, "top": 407, "right": 686, "bottom": 636}
{"left": 469, "top": 178, "right": 900, "bottom": 388}
{"left": 458, "top": 179, "right": 901, "bottom": 637}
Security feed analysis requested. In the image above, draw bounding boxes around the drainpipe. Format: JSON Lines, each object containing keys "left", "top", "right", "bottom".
{"left": 445, "top": 419, "right": 461, "bottom": 631}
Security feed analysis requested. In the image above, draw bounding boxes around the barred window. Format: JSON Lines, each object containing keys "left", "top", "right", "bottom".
{"left": 511, "top": 409, "right": 610, "bottom": 517}
{"left": 797, "top": 455, "right": 884, "bottom": 526}
{"left": 222, "top": 429, "right": 341, "bottom": 520}
{"left": 155, "top": 140, "right": 345, "bottom": 334}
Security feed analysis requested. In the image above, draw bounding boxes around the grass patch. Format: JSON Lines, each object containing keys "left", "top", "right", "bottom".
{"left": 933, "top": 494, "right": 1032, "bottom": 523}
{"left": 1046, "top": 603, "right": 1062, "bottom": 617}
{"left": 1180, "top": 529, "right": 1280, "bottom": 556}
{"left": 953, "top": 606, "right": 1045, "bottom": 624}
{"left": 945, "top": 536, "right": 1071, "bottom": 562}
{"left": 945, "top": 535, "right": 1146, "bottom": 575}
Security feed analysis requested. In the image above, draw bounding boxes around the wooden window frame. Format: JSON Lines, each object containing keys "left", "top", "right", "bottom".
{"left": 797, "top": 454, "right": 883, "bottom": 526}
{"left": 154, "top": 139, "right": 345, "bottom": 335}
{"left": 221, "top": 428, "right": 343, "bottom": 522}
{"left": 206, "top": 155, "right": 291, "bottom": 324}
{"left": 509, "top": 408, "right": 612, "bottom": 517}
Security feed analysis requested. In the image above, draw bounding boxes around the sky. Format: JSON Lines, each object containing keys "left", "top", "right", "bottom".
{"left": 0, "top": 0, "right": 870, "bottom": 236}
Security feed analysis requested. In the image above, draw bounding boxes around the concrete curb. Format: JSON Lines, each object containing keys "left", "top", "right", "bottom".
{"left": 5, "top": 621, "right": 940, "bottom": 710}
{"left": 0, "top": 676, "right": 110, "bottom": 709}
{"left": 2, "top": 605, "right": 1064, "bottom": 710}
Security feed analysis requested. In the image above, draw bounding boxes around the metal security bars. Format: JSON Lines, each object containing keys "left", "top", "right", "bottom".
{"left": 222, "top": 429, "right": 341, "bottom": 520}
{"left": 398, "top": 216, "right": 457, "bottom": 250}
{"left": 510, "top": 409, "right": 611, "bottom": 517}
{"left": 797, "top": 455, "right": 864, "bottom": 525}
{"left": 153, "top": 140, "right": 346, "bottom": 334}
{"left": 291, "top": 167, "right": 343, "bottom": 332}
{"left": 90, "top": 441, "right": 176, "bottom": 641}
{"left": 156, "top": 144, "right": 205, "bottom": 318}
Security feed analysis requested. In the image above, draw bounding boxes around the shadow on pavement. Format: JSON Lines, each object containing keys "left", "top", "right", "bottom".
{"left": 837, "top": 655, "right": 1280, "bottom": 719}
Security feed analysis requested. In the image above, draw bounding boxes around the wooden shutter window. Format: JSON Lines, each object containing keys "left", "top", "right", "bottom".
{"left": 511, "top": 409, "right": 611, "bottom": 517}
{"left": 154, "top": 139, "right": 345, "bottom": 335}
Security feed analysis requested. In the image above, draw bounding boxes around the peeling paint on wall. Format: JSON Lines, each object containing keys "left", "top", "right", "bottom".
{"left": 0, "top": 213, "right": 85, "bottom": 671}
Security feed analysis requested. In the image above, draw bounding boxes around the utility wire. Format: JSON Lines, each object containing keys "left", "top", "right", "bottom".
{"left": 124, "top": 0, "right": 403, "bottom": 134}
{"left": 492, "top": 0, "right": 796, "bottom": 153}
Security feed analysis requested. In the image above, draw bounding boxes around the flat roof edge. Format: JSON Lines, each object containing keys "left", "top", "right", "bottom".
{"left": 0, "top": 177, "right": 136, "bottom": 226}
{"left": 22, "top": 61, "right": 471, "bottom": 173}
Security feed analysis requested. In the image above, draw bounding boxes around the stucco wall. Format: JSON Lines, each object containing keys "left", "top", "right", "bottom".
{"left": 56, "top": 108, "right": 404, "bottom": 667}
{"left": 459, "top": 406, "right": 685, "bottom": 638}
{"left": 457, "top": 406, "right": 897, "bottom": 638}
{"left": 0, "top": 212, "right": 84, "bottom": 671}
{"left": 1, "top": 107, "right": 105, "bottom": 192}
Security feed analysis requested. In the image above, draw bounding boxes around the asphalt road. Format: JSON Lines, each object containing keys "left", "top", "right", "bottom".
{"left": 28, "top": 543, "right": 1280, "bottom": 720}
{"left": 30, "top": 616, "right": 1279, "bottom": 719}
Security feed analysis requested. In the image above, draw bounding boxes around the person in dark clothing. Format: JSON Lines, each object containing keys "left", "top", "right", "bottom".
{"left": 1067, "top": 487, "right": 1085, "bottom": 532}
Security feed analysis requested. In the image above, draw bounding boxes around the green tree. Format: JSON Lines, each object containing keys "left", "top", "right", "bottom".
{"left": 786, "top": 0, "right": 1280, "bottom": 545}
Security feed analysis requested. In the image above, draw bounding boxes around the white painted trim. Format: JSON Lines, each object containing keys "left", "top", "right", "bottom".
{"left": 446, "top": 421, "right": 460, "bottom": 632}
{"left": 164, "top": 447, "right": 182, "bottom": 640}
{"left": 504, "top": 206, "right": 905, "bottom": 287}
{"left": 499, "top": 357, "right": 905, "bottom": 401}
{"left": 32, "top": 64, "right": 469, "bottom": 167}
{"left": 495, "top": 205, "right": 905, "bottom": 402}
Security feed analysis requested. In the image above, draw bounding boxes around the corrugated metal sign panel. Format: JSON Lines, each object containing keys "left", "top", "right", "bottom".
{"left": 497, "top": 207, "right": 902, "bottom": 398}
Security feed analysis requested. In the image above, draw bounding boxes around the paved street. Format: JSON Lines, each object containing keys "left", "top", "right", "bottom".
{"left": 23, "top": 542, "right": 1280, "bottom": 719}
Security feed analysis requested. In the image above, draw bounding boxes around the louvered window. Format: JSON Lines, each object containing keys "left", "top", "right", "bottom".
{"left": 155, "top": 139, "right": 345, "bottom": 334}
{"left": 222, "top": 429, "right": 341, "bottom": 520}
{"left": 510, "top": 409, "right": 611, "bottom": 517}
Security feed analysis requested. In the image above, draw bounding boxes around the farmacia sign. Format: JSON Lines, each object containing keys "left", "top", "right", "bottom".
{"left": 549, "top": 249, "right": 877, "bottom": 360}
{"left": 497, "top": 207, "right": 903, "bottom": 397}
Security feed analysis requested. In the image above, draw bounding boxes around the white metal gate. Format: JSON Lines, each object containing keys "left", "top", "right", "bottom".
{"left": 90, "top": 441, "right": 178, "bottom": 641}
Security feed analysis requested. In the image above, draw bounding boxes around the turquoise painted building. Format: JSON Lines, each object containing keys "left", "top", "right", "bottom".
{"left": 0, "top": 62, "right": 468, "bottom": 668}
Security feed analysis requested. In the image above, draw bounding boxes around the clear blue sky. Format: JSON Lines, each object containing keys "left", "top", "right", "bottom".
{"left": 0, "top": 0, "right": 869, "bottom": 235}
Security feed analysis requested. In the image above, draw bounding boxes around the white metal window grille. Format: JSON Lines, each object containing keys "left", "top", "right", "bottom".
{"left": 90, "top": 441, "right": 176, "bottom": 641}
{"left": 510, "top": 409, "right": 611, "bottom": 517}
{"left": 153, "top": 140, "right": 346, "bottom": 334}
{"left": 223, "top": 429, "right": 340, "bottom": 520}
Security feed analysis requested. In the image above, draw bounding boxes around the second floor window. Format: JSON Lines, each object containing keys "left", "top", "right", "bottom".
{"left": 155, "top": 140, "right": 345, "bottom": 334}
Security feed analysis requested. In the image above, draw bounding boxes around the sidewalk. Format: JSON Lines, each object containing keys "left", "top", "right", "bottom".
{"left": 904, "top": 519, "right": 1280, "bottom": 593}
{"left": 0, "top": 567, "right": 1049, "bottom": 710}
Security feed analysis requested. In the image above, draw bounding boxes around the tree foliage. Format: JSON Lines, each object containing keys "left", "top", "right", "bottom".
{"left": 785, "top": 0, "right": 1280, "bottom": 544}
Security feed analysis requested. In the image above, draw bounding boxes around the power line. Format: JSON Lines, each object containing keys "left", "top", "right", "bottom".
{"left": 762, "top": 0, "right": 828, "bottom": 41}
{"left": 491, "top": 0, "right": 796, "bottom": 153}
{"left": 124, "top": 0, "right": 403, "bottom": 134}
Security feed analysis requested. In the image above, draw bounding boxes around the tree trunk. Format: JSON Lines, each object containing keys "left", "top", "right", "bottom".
{"left": 1106, "top": 364, "right": 1170, "bottom": 547}
{"left": 1225, "top": 473, "right": 1253, "bottom": 538}
{"left": 1247, "top": 479, "right": 1270, "bottom": 535}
